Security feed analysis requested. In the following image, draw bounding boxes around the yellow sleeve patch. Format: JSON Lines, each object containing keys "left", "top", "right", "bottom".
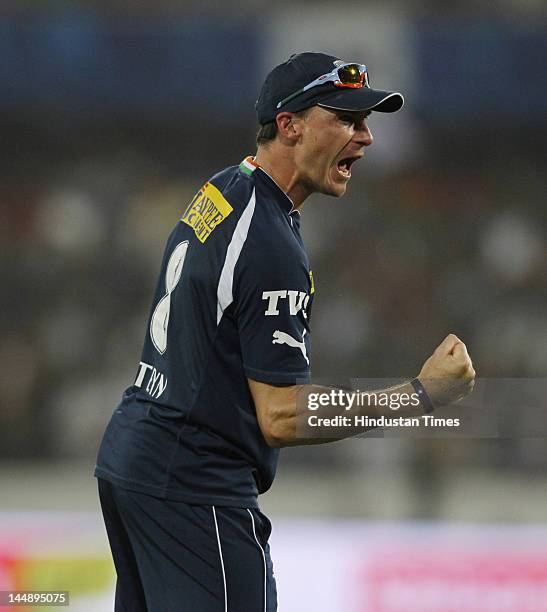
{"left": 309, "top": 270, "right": 315, "bottom": 294}
{"left": 181, "top": 181, "right": 234, "bottom": 243}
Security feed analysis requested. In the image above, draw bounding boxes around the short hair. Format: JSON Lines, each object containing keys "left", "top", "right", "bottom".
{"left": 256, "top": 121, "right": 278, "bottom": 146}
{"left": 256, "top": 108, "right": 312, "bottom": 146}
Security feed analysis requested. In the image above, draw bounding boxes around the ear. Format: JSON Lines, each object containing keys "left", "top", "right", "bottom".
{"left": 275, "top": 112, "right": 304, "bottom": 142}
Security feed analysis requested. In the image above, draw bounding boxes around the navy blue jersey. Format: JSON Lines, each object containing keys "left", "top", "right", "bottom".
{"left": 95, "top": 157, "right": 314, "bottom": 507}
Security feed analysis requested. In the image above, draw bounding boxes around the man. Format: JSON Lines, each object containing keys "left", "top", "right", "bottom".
{"left": 95, "top": 52, "right": 475, "bottom": 611}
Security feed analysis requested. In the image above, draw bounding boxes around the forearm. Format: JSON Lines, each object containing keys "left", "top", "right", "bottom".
{"left": 252, "top": 334, "right": 475, "bottom": 448}
{"left": 269, "top": 380, "right": 428, "bottom": 447}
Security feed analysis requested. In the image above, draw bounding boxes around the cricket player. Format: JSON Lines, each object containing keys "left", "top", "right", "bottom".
{"left": 95, "top": 52, "right": 475, "bottom": 611}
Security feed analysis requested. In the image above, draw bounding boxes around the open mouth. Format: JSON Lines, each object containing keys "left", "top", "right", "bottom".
{"left": 336, "top": 156, "right": 360, "bottom": 179}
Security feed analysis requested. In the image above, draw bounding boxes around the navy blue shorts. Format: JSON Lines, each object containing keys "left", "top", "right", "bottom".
{"left": 98, "top": 479, "right": 277, "bottom": 611}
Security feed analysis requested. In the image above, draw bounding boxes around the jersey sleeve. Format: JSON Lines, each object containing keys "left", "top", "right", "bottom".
{"left": 234, "top": 244, "right": 313, "bottom": 385}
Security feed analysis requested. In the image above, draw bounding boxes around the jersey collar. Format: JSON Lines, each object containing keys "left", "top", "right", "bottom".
{"left": 239, "top": 156, "right": 298, "bottom": 215}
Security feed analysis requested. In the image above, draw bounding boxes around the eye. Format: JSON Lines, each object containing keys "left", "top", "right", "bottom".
{"left": 338, "top": 114, "right": 355, "bottom": 125}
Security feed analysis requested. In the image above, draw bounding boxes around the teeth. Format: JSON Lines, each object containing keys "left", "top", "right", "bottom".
{"left": 338, "top": 165, "right": 350, "bottom": 177}
{"left": 336, "top": 158, "right": 353, "bottom": 178}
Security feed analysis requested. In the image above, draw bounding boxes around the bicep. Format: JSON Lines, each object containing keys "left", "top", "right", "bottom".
{"left": 235, "top": 246, "right": 313, "bottom": 385}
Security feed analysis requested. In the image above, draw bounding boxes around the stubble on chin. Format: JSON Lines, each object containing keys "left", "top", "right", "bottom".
{"left": 300, "top": 175, "right": 334, "bottom": 198}
{"left": 300, "top": 174, "right": 319, "bottom": 195}
{"left": 317, "top": 177, "right": 347, "bottom": 198}
{"left": 300, "top": 167, "right": 347, "bottom": 198}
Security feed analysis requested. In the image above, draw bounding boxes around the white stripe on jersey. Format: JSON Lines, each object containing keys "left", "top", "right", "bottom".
{"left": 212, "top": 506, "right": 228, "bottom": 612}
{"left": 247, "top": 508, "right": 267, "bottom": 612}
{"left": 216, "top": 188, "right": 256, "bottom": 324}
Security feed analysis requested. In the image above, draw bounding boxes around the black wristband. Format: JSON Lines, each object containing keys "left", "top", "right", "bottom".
{"left": 410, "top": 378, "right": 434, "bottom": 414}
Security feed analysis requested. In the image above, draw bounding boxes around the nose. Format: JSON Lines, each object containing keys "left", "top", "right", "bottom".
{"left": 355, "top": 119, "right": 373, "bottom": 147}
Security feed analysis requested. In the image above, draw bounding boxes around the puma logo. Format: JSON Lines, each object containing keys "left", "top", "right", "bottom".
{"left": 272, "top": 329, "right": 309, "bottom": 365}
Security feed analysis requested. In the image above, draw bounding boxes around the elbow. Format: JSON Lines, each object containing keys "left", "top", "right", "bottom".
{"left": 261, "top": 417, "right": 294, "bottom": 448}
{"left": 263, "top": 434, "right": 284, "bottom": 449}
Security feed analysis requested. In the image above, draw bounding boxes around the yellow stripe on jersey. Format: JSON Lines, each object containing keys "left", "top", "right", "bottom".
{"left": 309, "top": 270, "right": 315, "bottom": 294}
{"left": 181, "top": 182, "right": 234, "bottom": 243}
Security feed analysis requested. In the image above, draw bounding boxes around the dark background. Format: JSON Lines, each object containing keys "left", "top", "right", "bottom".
{"left": 1, "top": 3, "right": 546, "bottom": 522}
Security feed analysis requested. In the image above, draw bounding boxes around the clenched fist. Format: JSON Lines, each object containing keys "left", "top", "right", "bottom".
{"left": 417, "top": 333, "right": 475, "bottom": 407}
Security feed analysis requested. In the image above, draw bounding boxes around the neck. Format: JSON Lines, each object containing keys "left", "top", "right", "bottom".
{"left": 254, "top": 144, "right": 311, "bottom": 210}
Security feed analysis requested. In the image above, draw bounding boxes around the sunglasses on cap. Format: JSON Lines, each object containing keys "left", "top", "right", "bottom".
{"left": 276, "top": 63, "right": 370, "bottom": 110}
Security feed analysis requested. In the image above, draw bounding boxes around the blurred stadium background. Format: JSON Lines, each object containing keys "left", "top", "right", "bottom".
{"left": 1, "top": 2, "right": 546, "bottom": 610}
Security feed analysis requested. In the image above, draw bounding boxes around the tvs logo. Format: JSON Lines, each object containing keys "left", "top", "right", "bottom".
{"left": 262, "top": 290, "right": 310, "bottom": 318}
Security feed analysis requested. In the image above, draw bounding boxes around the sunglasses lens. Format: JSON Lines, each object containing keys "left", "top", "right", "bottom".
{"left": 338, "top": 64, "right": 365, "bottom": 85}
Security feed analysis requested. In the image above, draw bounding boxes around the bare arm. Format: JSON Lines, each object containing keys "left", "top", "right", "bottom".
{"left": 249, "top": 333, "right": 475, "bottom": 448}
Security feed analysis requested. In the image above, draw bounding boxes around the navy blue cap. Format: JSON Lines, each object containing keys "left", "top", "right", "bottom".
{"left": 256, "top": 52, "right": 404, "bottom": 125}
